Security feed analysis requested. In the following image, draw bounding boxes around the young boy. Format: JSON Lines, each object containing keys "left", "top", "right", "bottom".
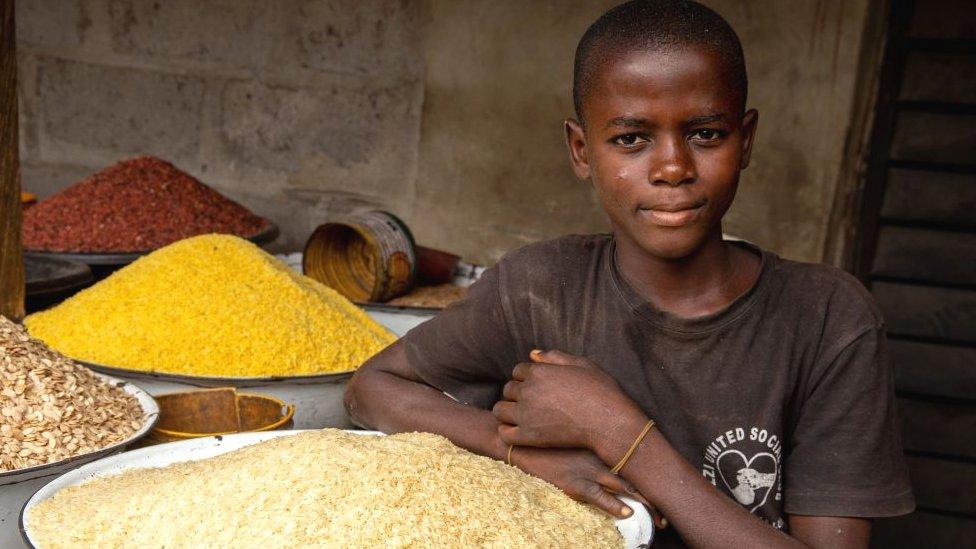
{"left": 344, "top": 1, "right": 914, "bottom": 546}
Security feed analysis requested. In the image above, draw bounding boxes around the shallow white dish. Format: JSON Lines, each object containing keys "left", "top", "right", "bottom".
{"left": 1, "top": 372, "right": 159, "bottom": 549}
{"left": 21, "top": 430, "right": 653, "bottom": 548}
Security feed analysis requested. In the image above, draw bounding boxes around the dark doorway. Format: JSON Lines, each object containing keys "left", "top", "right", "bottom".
{"left": 854, "top": 0, "right": 976, "bottom": 546}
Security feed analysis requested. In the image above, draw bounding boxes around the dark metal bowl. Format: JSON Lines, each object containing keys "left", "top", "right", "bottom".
{"left": 23, "top": 222, "right": 280, "bottom": 267}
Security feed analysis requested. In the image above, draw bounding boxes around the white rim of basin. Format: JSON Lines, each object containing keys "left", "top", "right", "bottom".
{"left": 21, "top": 430, "right": 652, "bottom": 548}
{"left": 0, "top": 372, "right": 159, "bottom": 485}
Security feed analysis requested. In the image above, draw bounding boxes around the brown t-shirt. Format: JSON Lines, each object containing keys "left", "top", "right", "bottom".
{"left": 401, "top": 234, "right": 914, "bottom": 543}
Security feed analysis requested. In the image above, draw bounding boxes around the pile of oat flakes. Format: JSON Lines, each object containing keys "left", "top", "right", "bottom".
{"left": 0, "top": 315, "right": 144, "bottom": 472}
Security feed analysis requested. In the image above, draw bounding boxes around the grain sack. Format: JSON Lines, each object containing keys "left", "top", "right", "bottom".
{"left": 28, "top": 430, "right": 623, "bottom": 548}
{"left": 25, "top": 234, "right": 395, "bottom": 377}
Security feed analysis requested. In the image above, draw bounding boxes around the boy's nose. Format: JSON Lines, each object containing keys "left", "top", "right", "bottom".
{"left": 649, "top": 138, "right": 696, "bottom": 187}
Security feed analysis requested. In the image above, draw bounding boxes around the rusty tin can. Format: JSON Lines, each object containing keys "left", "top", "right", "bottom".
{"left": 303, "top": 210, "right": 417, "bottom": 303}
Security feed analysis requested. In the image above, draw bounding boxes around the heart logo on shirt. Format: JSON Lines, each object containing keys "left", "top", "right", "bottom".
{"left": 716, "top": 450, "right": 778, "bottom": 513}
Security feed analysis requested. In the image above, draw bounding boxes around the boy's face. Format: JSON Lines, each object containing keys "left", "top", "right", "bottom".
{"left": 566, "top": 46, "right": 758, "bottom": 260}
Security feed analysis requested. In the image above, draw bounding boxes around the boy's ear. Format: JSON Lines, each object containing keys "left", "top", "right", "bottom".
{"left": 564, "top": 119, "right": 591, "bottom": 179}
{"left": 739, "top": 109, "right": 759, "bottom": 170}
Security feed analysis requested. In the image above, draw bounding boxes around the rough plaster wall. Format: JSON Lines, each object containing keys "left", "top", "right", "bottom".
{"left": 414, "top": 0, "right": 872, "bottom": 264}
{"left": 717, "top": 0, "right": 871, "bottom": 263}
{"left": 17, "top": 0, "right": 869, "bottom": 265}
{"left": 408, "top": 1, "right": 616, "bottom": 263}
{"left": 16, "top": 0, "right": 425, "bottom": 252}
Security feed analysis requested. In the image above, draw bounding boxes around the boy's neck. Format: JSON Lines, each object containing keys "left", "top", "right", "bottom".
{"left": 613, "top": 228, "right": 762, "bottom": 318}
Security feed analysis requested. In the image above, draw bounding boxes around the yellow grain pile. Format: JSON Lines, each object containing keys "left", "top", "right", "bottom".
{"left": 25, "top": 235, "right": 395, "bottom": 377}
{"left": 27, "top": 430, "right": 622, "bottom": 548}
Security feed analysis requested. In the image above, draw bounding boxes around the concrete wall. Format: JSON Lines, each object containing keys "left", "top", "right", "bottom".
{"left": 719, "top": 0, "right": 873, "bottom": 263}
{"left": 16, "top": 0, "right": 872, "bottom": 265}
{"left": 16, "top": 0, "right": 425, "bottom": 253}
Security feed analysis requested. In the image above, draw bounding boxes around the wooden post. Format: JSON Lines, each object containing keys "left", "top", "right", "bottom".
{"left": 0, "top": 0, "right": 24, "bottom": 321}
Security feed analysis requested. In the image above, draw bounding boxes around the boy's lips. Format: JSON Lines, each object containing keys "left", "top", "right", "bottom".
{"left": 638, "top": 199, "right": 706, "bottom": 227}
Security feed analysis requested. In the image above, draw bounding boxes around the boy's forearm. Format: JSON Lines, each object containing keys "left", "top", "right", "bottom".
{"left": 345, "top": 368, "right": 508, "bottom": 461}
{"left": 595, "top": 413, "right": 804, "bottom": 549}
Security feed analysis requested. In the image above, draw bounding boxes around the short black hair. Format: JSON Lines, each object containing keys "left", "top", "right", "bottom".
{"left": 573, "top": 0, "right": 747, "bottom": 123}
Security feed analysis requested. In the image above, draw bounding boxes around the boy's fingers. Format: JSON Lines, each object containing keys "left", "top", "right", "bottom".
{"left": 597, "top": 472, "right": 643, "bottom": 501}
{"left": 597, "top": 473, "right": 668, "bottom": 529}
{"left": 501, "top": 380, "right": 522, "bottom": 401}
{"left": 496, "top": 423, "right": 521, "bottom": 445}
{"left": 511, "top": 362, "right": 533, "bottom": 381}
{"left": 491, "top": 401, "right": 518, "bottom": 425}
{"left": 581, "top": 482, "right": 633, "bottom": 519}
{"left": 532, "top": 349, "right": 587, "bottom": 366}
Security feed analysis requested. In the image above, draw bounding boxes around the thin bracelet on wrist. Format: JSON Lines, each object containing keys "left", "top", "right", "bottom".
{"left": 610, "top": 419, "right": 655, "bottom": 475}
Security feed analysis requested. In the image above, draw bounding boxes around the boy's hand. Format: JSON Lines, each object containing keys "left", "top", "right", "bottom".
{"left": 494, "top": 351, "right": 669, "bottom": 529}
{"left": 509, "top": 445, "right": 658, "bottom": 522}
{"left": 492, "top": 349, "right": 647, "bottom": 452}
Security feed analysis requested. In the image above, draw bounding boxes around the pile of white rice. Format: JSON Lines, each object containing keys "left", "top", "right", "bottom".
{"left": 28, "top": 430, "right": 622, "bottom": 547}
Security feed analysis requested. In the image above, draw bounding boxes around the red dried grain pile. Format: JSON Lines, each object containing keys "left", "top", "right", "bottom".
{"left": 23, "top": 157, "right": 270, "bottom": 253}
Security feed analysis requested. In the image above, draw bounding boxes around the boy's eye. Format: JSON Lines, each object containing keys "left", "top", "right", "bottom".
{"left": 690, "top": 129, "right": 725, "bottom": 142}
{"left": 612, "top": 134, "right": 648, "bottom": 147}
